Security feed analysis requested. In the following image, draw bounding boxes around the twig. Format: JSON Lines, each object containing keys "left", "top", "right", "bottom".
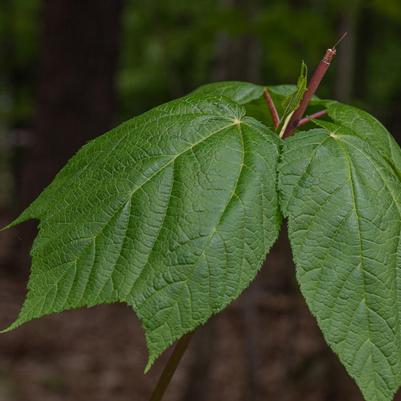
{"left": 282, "top": 32, "right": 347, "bottom": 138}
{"left": 148, "top": 332, "right": 194, "bottom": 401}
{"left": 297, "top": 109, "right": 327, "bottom": 127}
{"left": 263, "top": 88, "right": 280, "bottom": 128}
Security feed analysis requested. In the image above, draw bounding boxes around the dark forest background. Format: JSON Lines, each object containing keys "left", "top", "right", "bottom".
{"left": 0, "top": 1, "right": 401, "bottom": 401}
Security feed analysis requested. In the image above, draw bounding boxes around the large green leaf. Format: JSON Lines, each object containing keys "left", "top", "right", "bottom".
{"left": 279, "top": 109, "right": 401, "bottom": 401}
{"left": 3, "top": 94, "right": 282, "bottom": 370}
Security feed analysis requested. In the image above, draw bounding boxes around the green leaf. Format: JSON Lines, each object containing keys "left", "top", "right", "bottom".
{"left": 192, "top": 81, "right": 300, "bottom": 129}
{"left": 192, "top": 81, "right": 305, "bottom": 106}
{"left": 324, "top": 101, "right": 401, "bottom": 173}
{"left": 281, "top": 61, "right": 308, "bottom": 123}
{"left": 191, "top": 81, "right": 264, "bottom": 104}
{"left": 191, "top": 81, "right": 283, "bottom": 129}
{"left": 268, "top": 85, "right": 299, "bottom": 97}
{"left": 279, "top": 108, "right": 401, "bottom": 401}
{"left": 3, "top": 94, "right": 282, "bottom": 371}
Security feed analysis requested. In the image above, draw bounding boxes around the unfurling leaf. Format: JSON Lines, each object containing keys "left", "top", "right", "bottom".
{"left": 279, "top": 103, "right": 401, "bottom": 401}
{"left": 281, "top": 61, "right": 308, "bottom": 123}
{"left": 3, "top": 94, "right": 282, "bottom": 370}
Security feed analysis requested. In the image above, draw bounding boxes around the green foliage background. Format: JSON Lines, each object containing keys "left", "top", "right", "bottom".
{"left": 2, "top": 0, "right": 401, "bottom": 126}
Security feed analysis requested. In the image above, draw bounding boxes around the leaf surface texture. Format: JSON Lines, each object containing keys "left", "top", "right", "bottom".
{"left": 279, "top": 105, "right": 401, "bottom": 401}
{"left": 5, "top": 95, "right": 282, "bottom": 369}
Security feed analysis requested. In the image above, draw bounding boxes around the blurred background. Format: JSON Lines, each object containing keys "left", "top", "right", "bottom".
{"left": 0, "top": 0, "right": 401, "bottom": 400}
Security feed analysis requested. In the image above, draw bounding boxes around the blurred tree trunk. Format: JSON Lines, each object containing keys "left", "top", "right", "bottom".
{"left": 335, "top": 0, "right": 360, "bottom": 102}
{"left": 15, "top": 0, "right": 123, "bottom": 268}
{"left": 213, "top": 0, "right": 261, "bottom": 83}
{"left": 1, "top": 0, "right": 17, "bottom": 114}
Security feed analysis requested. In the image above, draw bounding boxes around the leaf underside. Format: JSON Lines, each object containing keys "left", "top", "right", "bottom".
{"left": 3, "top": 94, "right": 282, "bottom": 370}
{"left": 279, "top": 102, "right": 401, "bottom": 401}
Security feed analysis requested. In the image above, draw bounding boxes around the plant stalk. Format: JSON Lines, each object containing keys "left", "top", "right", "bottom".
{"left": 282, "top": 33, "right": 346, "bottom": 138}
{"left": 148, "top": 332, "right": 194, "bottom": 401}
{"left": 263, "top": 88, "right": 280, "bottom": 128}
{"left": 297, "top": 109, "right": 327, "bottom": 127}
{"left": 282, "top": 48, "right": 336, "bottom": 138}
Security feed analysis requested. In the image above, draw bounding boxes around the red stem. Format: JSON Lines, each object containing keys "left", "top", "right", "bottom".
{"left": 282, "top": 48, "right": 336, "bottom": 138}
{"left": 297, "top": 109, "right": 327, "bottom": 127}
{"left": 148, "top": 333, "right": 194, "bottom": 401}
{"left": 263, "top": 88, "right": 280, "bottom": 128}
